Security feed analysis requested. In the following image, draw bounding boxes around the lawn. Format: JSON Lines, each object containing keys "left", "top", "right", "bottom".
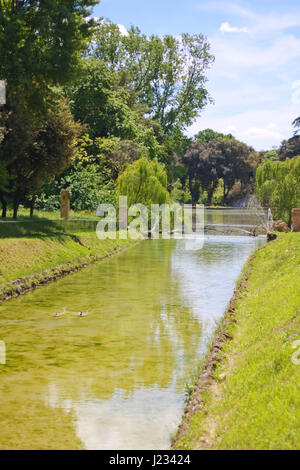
{"left": 174, "top": 233, "right": 300, "bottom": 450}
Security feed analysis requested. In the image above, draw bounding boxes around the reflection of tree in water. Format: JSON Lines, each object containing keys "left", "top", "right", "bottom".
{"left": 0, "top": 240, "right": 204, "bottom": 447}
{"left": 47, "top": 239, "right": 203, "bottom": 397}
{"left": 0, "top": 237, "right": 263, "bottom": 448}
{"left": 205, "top": 208, "right": 263, "bottom": 228}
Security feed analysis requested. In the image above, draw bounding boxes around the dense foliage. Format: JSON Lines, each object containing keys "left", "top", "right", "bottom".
{"left": 0, "top": 0, "right": 97, "bottom": 111}
{"left": 90, "top": 19, "right": 214, "bottom": 133}
{"left": 0, "top": 99, "right": 82, "bottom": 217}
{"left": 182, "top": 135, "right": 257, "bottom": 205}
{"left": 0, "top": 0, "right": 96, "bottom": 218}
{"left": 0, "top": 4, "right": 265, "bottom": 218}
{"left": 256, "top": 156, "right": 300, "bottom": 225}
{"left": 116, "top": 157, "right": 169, "bottom": 208}
{"left": 278, "top": 135, "right": 300, "bottom": 161}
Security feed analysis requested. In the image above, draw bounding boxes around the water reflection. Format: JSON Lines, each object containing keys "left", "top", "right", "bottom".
{"left": 0, "top": 235, "right": 265, "bottom": 449}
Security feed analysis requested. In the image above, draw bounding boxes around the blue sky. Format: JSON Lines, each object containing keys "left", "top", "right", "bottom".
{"left": 93, "top": 1, "right": 300, "bottom": 150}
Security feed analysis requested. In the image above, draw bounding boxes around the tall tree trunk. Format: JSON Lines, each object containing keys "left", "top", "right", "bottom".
{"left": 223, "top": 181, "right": 226, "bottom": 205}
{"left": 207, "top": 188, "right": 214, "bottom": 206}
{"left": 207, "top": 181, "right": 218, "bottom": 206}
{"left": 30, "top": 196, "right": 35, "bottom": 217}
{"left": 188, "top": 175, "right": 194, "bottom": 203}
{"left": 13, "top": 196, "right": 19, "bottom": 220}
{"left": 223, "top": 182, "right": 231, "bottom": 205}
{"left": 0, "top": 192, "right": 7, "bottom": 218}
{"left": 191, "top": 185, "right": 200, "bottom": 205}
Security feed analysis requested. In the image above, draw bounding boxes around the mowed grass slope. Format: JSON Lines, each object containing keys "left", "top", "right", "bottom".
{"left": 0, "top": 231, "right": 134, "bottom": 288}
{"left": 175, "top": 233, "right": 300, "bottom": 450}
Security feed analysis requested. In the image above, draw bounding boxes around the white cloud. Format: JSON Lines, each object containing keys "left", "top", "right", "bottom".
{"left": 198, "top": 1, "right": 300, "bottom": 33}
{"left": 251, "top": 13, "right": 300, "bottom": 35}
{"left": 243, "top": 123, "right": 284, "bottom": 141}
{"left": 210, "top": 34, "right": 300, "bottom": 76}
{"left": 222, "top": 125, "right": 238, "bottom": 134}
{"left": 292, "top": 80, "right": 300, "bottom": 105}
{"left": 203, "top": 2, "right": 300, "bottom": 36}
{"left": 117, "top": 24, "right": 129, "bottom": 37}
{"left": 188, "top": 105, "right": 297, "bottom": 150}
{"left": 220, "top": 22, "right": 248, "bottom": 33}
{"left": 195, "top": 2, "right": 254, "bottom": 19}
{"left": 190, "top": 2, "right": 300, "bottom": 150}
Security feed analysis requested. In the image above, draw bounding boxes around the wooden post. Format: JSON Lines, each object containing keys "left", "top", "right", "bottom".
{"left": 60, "top": 189, "right": 71, "bottom": 220}
{"left": 292, "top": 208, "right": 300, "bottom": 232}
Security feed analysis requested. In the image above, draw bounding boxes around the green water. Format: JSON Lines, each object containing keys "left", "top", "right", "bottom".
{"left": 0, "top": 236, "right": 265, "bottom": 450}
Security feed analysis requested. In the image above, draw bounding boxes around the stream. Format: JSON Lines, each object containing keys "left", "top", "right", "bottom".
{"left": 0, "top": 216, "right": 266, "bottom": 449}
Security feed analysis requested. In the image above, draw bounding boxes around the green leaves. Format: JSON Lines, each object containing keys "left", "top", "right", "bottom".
{"left": 68, "top": 58, "right": 162, "bottom": 161}
{"left": 116, "top": 157, "right": 169, "bottom": 208}
{"left": 0, "top": 163, "right": 8, "bottom": 191}
{"left": 256, "top": 156, "right": 300, "bottom": 225}
{"left": 0, "top": 99, "right": 82, "bottom": 214}
{"left": 182, "top": 136, "right": 256, "bottom": 204}
{"left": 195, "top": 128, "right": 234, "bottom": 143}
{"left": 279, "top": 136, "right": 300, "bottom": 161}
{"left": 0, "top": 1, "right": 98, "bottom": 112}
{"left": 36, "top": 164, "right": 116, "bottom": 212}
{"left": 90, "top": 19, "right": 214, "bottom": 132}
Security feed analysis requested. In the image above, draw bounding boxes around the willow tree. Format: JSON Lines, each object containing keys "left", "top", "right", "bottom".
{"left": 116, "top": 157, "right": 169, "bottom": 209}
{"left": 256, "top": 156, "right": 300, "bottom": 225}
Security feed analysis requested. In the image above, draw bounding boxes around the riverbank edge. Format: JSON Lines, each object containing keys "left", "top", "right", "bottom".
{"left": 0, "top": 239, "right": 138, "bottom": 304}
{"left": 172, "top": 249, "right": 258, "bottom": 449}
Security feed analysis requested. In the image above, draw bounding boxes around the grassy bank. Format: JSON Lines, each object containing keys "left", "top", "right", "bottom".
{"left": 173, "top": 233, "right": 300, "bottom": 450}
{"left": 0, "top": 228, "right": 136, "bottom": 302}
{"left": 1, "top": 207, "right": 97, "bottom": 221}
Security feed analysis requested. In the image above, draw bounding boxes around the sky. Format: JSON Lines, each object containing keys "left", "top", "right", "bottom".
{"left": 93, "top": 0, "right": 300, "bottom": 151}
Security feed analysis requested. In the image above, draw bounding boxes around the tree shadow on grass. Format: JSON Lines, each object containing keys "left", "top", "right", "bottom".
{"left": 0, "top": 219, "right": 99, "bottom": 240}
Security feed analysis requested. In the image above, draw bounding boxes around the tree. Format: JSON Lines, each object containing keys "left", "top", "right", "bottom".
{"left": 35, "top": 164, "right": 116, "bottom": 212}
{"left": 278, "top": 136, "right": 300, "bottom": 161}
{"left": 256, "top": 157, "right": 300, "bottom": 226}
{"left": 0, "top": 1, "right": 98, "bottom": 217}
{"left": 116, "top": 157, "right": 169, "bottom": 208}
{"left": 74, "top": 135, "right": 142, "bottom": 181}
{"left": 182, "top": 140, "right": 221, "bottom": 204}
{"left": 68, "top": 59, "right": 161, "bottom": 158}
{"left": 0, "top": 101, "right": 38, "bottom": 217}
{"left": 0, "top": 100, "right": 82, "bottom": 218}
{"left": 170, "top": 179, "right": 185, "bottom": 203}
{"left": 90, "top": 20, "right": 214, "bottom": 132}
{"left": 182, "top": 137, "right": 255, "bottom": 205}
{"left": 292, "top": 116, "right": 300, "bottom": 135}
{"left": 216, "top": 138, "right": 256, "bottom": 204}
{"left": 194, "top": 128, "right": 233, "bottom": 143}
{"left": 0, "top": 0, "right": 98, "bottom": 112}
{"left": 264, "top": 150, "right": 279, "bottom": 162}
{"left": 69, "top": 60, "right": 137, "bottom": 140}
{"left": 0, "top": 119, "right": 8, "bottom": 191}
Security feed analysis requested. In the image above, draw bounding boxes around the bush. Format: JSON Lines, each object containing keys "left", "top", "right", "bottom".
{"left": 35, "top": 164, "right": 116, "bottom": 212}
